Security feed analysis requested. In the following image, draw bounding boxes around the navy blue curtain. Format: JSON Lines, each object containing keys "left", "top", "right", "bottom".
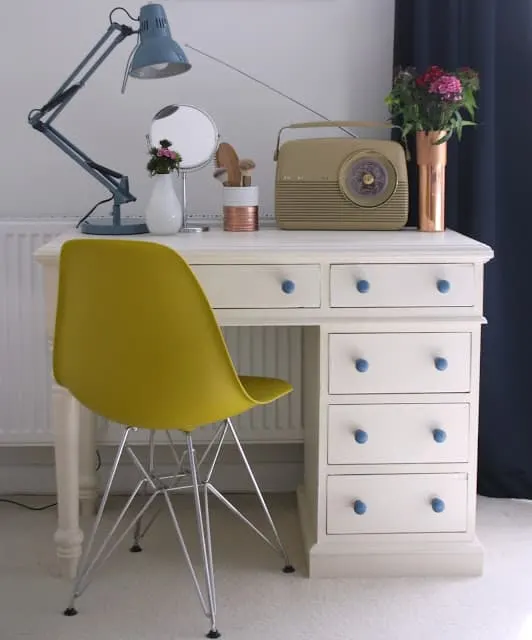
{"left": 393, "top": 0, "right": 532, "bottom": 498}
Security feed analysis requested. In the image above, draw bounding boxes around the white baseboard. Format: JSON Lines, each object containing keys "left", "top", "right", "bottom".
{"left": 0, "top": 444, "right": 304, "bottom": 495}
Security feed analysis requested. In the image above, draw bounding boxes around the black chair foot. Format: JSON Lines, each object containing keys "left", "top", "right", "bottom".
{"left": 282, "top": 564, "right": 295, "bottom": 573}
{"left": 129, "top": 543, "right": 143, "bottom": 553}
{"left": 63, "top": 607, "right": 78, "bottom": 617}
{"left": 206, "top": 629, "right": 221, "bottom": 638}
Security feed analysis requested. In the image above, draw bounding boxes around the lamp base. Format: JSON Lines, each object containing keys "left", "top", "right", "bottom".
{"left": 81, "top": 219, "right": 149, "bottom": 235}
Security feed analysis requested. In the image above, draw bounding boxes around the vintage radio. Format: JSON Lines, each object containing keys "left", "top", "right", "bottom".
{"left": 273, "top": 121, "right": 408, "bottom": 230}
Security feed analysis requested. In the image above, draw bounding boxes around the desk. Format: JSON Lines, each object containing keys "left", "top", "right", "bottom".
{"left": 35, "top": 228, "right": 493, "bottom": 579}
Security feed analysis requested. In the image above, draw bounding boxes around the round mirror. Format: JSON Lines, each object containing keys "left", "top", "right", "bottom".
{"left": 149, "top": 104, "right": 219, "bottom": 171}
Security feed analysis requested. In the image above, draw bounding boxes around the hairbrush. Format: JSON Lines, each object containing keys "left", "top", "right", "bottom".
{"left": 213, "top": 167, "right": 230, "bottom": 187}
{"left": 239, "top": 158, "right": 256, "bottom": 186}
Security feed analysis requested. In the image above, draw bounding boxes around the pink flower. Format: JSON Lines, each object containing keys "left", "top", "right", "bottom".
{"left": 153, "top": 146, "right": 178, "bottom": 164}
{"left": 429, "top": 74, "right": 462, "bottom": 101}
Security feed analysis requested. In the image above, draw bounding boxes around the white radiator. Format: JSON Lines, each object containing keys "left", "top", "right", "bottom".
{"left": 0, "top": 219, "right": 303, "bottom": 445}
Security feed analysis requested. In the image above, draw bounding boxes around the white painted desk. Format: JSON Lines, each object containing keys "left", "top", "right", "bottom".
{"left": 35, "top": 228, "right": 493, "bottom": 579}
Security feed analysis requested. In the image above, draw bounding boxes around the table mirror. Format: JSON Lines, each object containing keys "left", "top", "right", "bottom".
{"left": 150, "top": 104, "right": 219, "bottom": 232}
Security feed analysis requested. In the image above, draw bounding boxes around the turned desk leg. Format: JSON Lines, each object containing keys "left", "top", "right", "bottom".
{"left": 52, "top": 387, "right": 84, "bottom": 579}
{"left": 79, "top": 407, "right": 98, "bottom": 517}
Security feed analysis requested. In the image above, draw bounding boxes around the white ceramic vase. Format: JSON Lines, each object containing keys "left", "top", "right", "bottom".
{"left": 146, "top": 173, "right": 183, "bottom": 235}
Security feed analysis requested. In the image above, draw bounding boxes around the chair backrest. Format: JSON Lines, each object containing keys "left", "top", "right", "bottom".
{"left": 53, "top": 239, "right": 252, "bottom": 430}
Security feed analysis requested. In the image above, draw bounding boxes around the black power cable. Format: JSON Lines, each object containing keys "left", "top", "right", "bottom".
{"left": 76, "top": 196, "right": 114, "bottom": 228}
{"left": 0, "top": 498, "right": 57, "bottom": 511}
{"left": 109, "top": 6, "right": 139, "bottom": 24}
{"left": 1, "top": 449, "right": 102, "bottom": 511}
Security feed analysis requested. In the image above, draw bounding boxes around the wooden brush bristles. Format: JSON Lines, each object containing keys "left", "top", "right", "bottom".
{"left": 239, "top": 158, "right": 256, "bottom": 186}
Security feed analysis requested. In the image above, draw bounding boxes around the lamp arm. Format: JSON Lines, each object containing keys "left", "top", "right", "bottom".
{"left": 28, "top": 21, "right": 137, "bottom": 207}
{"left": 36, "top": 121, "right": 134, "bottom": 204}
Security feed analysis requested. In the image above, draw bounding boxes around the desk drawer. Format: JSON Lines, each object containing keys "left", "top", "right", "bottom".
{"left": 327, "top": 473, "right": 468, "bottom": 534}
{"left": 328, "top": 403, "right": 470, "bottom": 465}
{"left": 191, "top": 264, "right": 320, "bottom": 309}
{"left": 330, "top": 263, "right": 475, "bottom": 308}
{"left": 329, "top": 332, "right": 471, "bottom": 395}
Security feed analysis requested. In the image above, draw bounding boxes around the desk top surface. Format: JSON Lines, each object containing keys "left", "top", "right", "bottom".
{"left": 34, "top": 227, "right": 493, "bottom": 264}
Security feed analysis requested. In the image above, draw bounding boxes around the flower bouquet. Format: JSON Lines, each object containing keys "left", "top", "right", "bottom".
{"left": 385, "top": 66, "right": 480, "bottom": 231}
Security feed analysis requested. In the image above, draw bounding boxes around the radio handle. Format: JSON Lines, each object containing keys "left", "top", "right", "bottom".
{"left": 273, "top": 121, "right": 396, "bottom": 161}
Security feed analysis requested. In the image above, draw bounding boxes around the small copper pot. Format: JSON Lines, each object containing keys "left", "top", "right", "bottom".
{"left": 223, "top": 206, "right": 259, "bottom": 232}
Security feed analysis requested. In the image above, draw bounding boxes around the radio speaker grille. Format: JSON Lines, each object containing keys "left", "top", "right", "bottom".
{"left": 275, "top": 181, "right": 408, "bottom": 230}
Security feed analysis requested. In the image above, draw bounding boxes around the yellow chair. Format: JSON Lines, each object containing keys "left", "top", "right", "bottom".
{"left": 55, "top": 238, "right": 294, "bottom": 638}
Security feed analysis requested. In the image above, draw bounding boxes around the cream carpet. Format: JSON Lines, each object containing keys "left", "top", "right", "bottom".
{"left": 0, "top": 493, "right": 530, "bottom": 640}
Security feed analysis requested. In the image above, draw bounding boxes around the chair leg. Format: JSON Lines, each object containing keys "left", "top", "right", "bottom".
{"left": 64, "top": 428, "right": 163, "bottom": 614}
{"left": 203, "top": 483, "right": 216, "bottom": 608}
{"left": 62, "top": 427, "right": 223, "bottom": 637}
{"left": 64, "top": 427, "right": 132, "bottom": 615}
{"left": 226, "top": 418, "right": 294, "bottom": 574}
{"left": 186, "top": 433, "right": 220, "bottom": 639}
{"left": 129, "top": 430, "right": 194, "bottom": 552}
{"left": 130, "top": 431, "right": 156, "bottom": 553}
{"left": 128, "top": 421, "right": 230, "bottom": 554}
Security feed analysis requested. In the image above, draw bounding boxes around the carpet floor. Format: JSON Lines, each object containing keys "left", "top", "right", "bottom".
{"left": 0, "top": 493, "right": 530, "bottom": 640}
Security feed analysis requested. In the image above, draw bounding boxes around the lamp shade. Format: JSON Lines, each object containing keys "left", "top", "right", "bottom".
{"left": 129, "top": 3, "right": 191, "bottom": 79}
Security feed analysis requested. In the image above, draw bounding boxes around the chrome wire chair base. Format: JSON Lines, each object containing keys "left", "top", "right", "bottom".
{"left": 63, "top": 419, "right": 293, "bottom": 638}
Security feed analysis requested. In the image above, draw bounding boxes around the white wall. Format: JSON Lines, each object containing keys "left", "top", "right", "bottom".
{"left": 1, "top": 0, "right": 395, "bottom": 221}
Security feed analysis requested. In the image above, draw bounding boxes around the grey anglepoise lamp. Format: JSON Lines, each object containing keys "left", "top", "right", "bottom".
{"left": 28, "top": 4, "right": 191, "bottom": 235}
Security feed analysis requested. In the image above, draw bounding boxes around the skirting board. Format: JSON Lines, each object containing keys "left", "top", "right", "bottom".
{"left": 0, "top": 444, "right": 303, "bottom": 495}
{"left": 296, "top": 486, "right": 484, "bottom": 578}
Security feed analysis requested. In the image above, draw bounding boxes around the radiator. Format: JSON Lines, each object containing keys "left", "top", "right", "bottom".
{"left": 0, "top": 219, "right": 303, "bottom": 444}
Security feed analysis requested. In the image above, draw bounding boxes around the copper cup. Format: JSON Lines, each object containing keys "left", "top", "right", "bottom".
{"left": 223, "top": 206, "right": 259, "bottom": 232}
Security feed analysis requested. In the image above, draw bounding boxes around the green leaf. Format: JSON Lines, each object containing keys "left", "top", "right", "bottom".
{"left": 455, "top": 111, "right": 463, "bottom": 140}
{"left": 435, "top": 130, "right": 453, "bottom": 144}
{"left": 401, "top": 122, "right": 414, "bottom": 139}
{"left": 462, "top": 86, "right": 477, "bottom": 119}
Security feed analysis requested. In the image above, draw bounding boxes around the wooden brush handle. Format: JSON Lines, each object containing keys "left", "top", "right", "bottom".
{"left": 242, "top": 175, "right": 251, "bottom": 186}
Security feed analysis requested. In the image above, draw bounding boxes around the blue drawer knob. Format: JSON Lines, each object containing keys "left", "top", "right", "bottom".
{"left": 353, "top": 500, "right": 367, "bottom": 515}
{"left": 434, "top": 357, "right": 448, "bottom": 371}
{"left": 356, "top": 279, "right": 370, "bottom": 294}
{"left": 354, "top": 429, "right": 368, "bottom": 444}
{"left": 432, "top": 428, "right": 447, "bottom": 443}
{"left": 437, "top": 279, "right": 451, "bottom": 294}
{"left": 355, "top": 358, "right": 369, "bottom": 373}
{"left": 431, "top": 497, "right": 446, "bottom": 513}
{"left": 281, "top": 279, "right": 295, "bottom": 294}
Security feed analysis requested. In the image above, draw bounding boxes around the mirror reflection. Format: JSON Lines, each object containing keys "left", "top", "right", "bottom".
{"left": 150, "top": 104, "right": 219, "bottom": 171}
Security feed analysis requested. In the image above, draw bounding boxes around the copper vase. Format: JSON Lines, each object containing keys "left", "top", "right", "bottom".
{"left": 416, "top": 131, "right": 447, "bottom": 232}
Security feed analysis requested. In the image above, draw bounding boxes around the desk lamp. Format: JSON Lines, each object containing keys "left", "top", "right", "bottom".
{"left": 28, "top": 4, "right": 191, "bottom": 235}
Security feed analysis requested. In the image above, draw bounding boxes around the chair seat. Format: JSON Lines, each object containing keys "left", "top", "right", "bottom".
{"left": 239, "top": 376, "right": 293, "bottom": 405}
{"left": 136, "top": 376, "right": 293, "bottom": 433}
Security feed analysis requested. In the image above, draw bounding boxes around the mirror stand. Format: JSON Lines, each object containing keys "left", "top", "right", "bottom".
{"left": 179, "top": 170, "right": 209, "bottom": 233}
